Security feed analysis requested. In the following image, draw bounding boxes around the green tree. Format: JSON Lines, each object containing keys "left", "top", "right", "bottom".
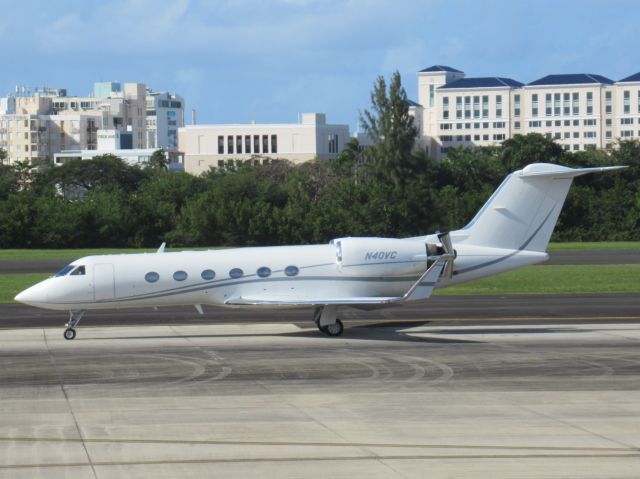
{"left": 147, "top": 149, "right": 170, "bottom": 171}
{"left": 500, "top": 133, "right": 565, "bottom": 171}
{"left": 360, "top": 71, "right": 418, "bottom": 192}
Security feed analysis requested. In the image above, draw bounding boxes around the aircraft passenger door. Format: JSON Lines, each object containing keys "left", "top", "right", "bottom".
{"left": 94, "top": 263, "right": 115, "bottom": 301}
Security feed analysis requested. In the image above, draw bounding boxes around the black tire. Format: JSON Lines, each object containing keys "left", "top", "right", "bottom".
{"left": 321, "top": 319, "right": 344, "bottom": 337}
{"left": 64, "top": 328, "right": 76, "bottom": 340}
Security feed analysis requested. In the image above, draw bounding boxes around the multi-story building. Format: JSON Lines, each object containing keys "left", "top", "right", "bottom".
{"left": 179, "top": 113, "right": 349, "bottom": 175}
{"left": 53, "top": 128, "right": 184, "bottom": 171}
{"left": 146, "top": 91, "right": 184, "bottom": 148}
{"left": 415, "top": 65, "right": 640, "bottom": 160}
{"left": 0, "top": 82, "right": 178, "bottom": 164}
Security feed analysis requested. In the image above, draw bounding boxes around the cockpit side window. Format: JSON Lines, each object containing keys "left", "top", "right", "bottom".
{"left": 70, "top": 265, "right": 86, "bottom": 276}
{"left": 55, "top": 265, "right": 75, "bottom": 277}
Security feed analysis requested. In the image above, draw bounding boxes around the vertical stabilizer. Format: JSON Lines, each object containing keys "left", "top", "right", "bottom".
{"left": 455, "top": 163, "right": 625, "bottom": 252}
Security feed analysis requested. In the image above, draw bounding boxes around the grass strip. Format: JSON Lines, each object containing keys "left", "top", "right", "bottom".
{"left": 435, "top": 264, "right": 640, "bottom": 296}
{"left": 0, "top": 242, "right": 639, "bottom": 261}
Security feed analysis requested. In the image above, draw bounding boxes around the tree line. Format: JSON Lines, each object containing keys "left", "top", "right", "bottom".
{"left": 0, "top": 133, "right": 638, "bottom": 249}
{"left": 0, "top": 71, "right": 638, "bottom": 248}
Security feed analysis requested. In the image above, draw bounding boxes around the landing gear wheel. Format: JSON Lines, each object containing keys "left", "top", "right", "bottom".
{"left": 64, "top": 328, "right": 76, "bottom": 340}
{"left": 321, "top": 319, "right": 344, "bottom": 337}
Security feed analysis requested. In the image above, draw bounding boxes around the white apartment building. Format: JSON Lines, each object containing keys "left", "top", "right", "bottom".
{"left": 415, "top": 65, "right": 640, "bottom": 160}
{"left": 53, "top": 128, "right": 184, "bottom": 171}
{"left": 146, "top": 91, "right": 184, "bottom": 149}
{"left": 179, "top": 113, "right": 349, "bottom": 175}
{"left": 0, "top": 82, "right": 181, "bottom": 165}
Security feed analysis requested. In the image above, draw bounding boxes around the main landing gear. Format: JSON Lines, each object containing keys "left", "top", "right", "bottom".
{"left": 313, "top": 306, "right": 344, "bottom": 337}
{"left": 64, "top": 310, "right": 85, "bottom": 340}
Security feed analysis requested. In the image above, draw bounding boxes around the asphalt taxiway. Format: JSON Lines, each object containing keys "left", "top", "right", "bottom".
{"left": 1, "top": 319, "right": 640, "bottom": 478}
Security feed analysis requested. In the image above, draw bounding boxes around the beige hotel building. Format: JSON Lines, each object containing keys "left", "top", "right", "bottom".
{"left": 415, "top": 66, "right": 640, "bottom": 160}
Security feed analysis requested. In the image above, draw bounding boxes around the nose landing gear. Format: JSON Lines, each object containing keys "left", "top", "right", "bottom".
{"left": 64, "top": 310, "right": 86, "bottom": 340}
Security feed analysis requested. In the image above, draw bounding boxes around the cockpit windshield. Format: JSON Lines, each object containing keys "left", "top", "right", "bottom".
{"left": 70, "top": 265, "right": 86, "bottom": 276}
{"left": 54, "top": 265, "right": 75, "bottom": 277}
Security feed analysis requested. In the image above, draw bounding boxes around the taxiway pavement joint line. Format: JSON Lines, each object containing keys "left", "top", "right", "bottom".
{"left": 0, "top": 437, "right": 637, "bottom": 452}
{"left": 42, "top": 329, "right": 98, "bottom": 479}
{"left": 1, "top": 452, "right": 640, "bottom": 469}
{"left": 519, "top": 404, "right": 638, "bottom": 451}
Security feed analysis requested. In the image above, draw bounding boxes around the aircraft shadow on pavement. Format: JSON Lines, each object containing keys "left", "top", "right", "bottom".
{"left": 93, "top": 322, "right": 482, "bottom": 344}
{"left": 426, "top": 327, "right": 587, "bottom": 335}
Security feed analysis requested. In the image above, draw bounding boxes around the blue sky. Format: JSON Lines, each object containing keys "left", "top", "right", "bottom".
{"left": 1, "top": 0, "right": 639, "bottom": 129}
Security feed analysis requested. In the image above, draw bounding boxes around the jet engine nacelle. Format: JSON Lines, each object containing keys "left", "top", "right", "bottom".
{"left": 333, "top": 237, "right": 427, "bottom": 277}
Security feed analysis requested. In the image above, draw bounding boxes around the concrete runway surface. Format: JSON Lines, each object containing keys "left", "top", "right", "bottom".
{"left": 1, "top": 249, "right": 639, "bottom": 274}
{"left": 1, "top": 318, "right": 640, "bottom": 478}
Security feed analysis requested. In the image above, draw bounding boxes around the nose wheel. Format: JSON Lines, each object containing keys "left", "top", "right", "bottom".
{"left": 63, "top": 310, "right": 85, "bottom": 340}
{"left": 64, "top": 328, "right": 76, "bottom": 340}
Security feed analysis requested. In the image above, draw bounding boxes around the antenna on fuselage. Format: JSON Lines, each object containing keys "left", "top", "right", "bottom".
{"left": 157, "top": 242, "right": 166, "bottom": 253}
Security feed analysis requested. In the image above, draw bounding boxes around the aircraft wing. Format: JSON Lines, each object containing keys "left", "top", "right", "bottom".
{"left": 225, "top": 259, "right": 446, "bottom": 307}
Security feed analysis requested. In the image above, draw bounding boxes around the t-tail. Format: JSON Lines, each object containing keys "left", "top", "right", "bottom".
{"left": 452, "top": 163, "right": 625, "bottom": 252}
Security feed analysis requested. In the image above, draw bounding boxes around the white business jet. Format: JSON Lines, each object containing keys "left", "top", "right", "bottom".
{"left": 15, "top": 163, "right": 624, "bottom": 340}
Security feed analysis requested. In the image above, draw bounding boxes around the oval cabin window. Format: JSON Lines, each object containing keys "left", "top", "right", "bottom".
{"left": 201, "top": 269, "right": 215, "bottom": 280}
{"left": 284, "top": 265, "right": 299, "bottom": 277}
{"left": 257, "top": 267, "right": 271, "bottom": 278}
{"left": 229, "top": 268, "right": 243, "bottom": 279}
{"left": 145, "top": 272, "right": 160, "bottom": 283}
{"left": 173, "top": 271, "right": 188, "bottom": 281}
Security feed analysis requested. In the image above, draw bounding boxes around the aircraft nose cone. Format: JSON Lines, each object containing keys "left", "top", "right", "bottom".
{"left": 14, "top": 284, "right": 45, "bottom": 305}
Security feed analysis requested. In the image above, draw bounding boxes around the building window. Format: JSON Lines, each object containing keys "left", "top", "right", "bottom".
{"left": 605, "top": 131, "right": 612, "bottom": 139}
{"left": 545, "top": 93, "right": 552, "bottom": 116}
{"left": 482, "top": 95, "right": 489, "bottom": 118}
{"left": 620, "top": 118, "right": 634, "bottom": 125}
{"left": 572, "top": 92, "right": 579, "bottom": 115}
{"left": 474, "top": 134, "right": 480, "bottom": 140}
{"left": 201, "top": 269, "right": 215, "bottom": 280}
{"left": 564, "top": 131, "right": 570, "bottom": 139}
{"left": 495, "top": 95, "right": 502, "bottom": 118}
{"left": 254, "top": 135, "right": 260, "bottom": 153}
{"left": 262, "top": 135, "right": 268, "bottom": 153}
{"left": 493, "top": 134, "right": 505, "bottom": 141}
{"left": 563, "top": 92, "right": 570, "bottom": 115}
{"left": 271, "top": 134, "right": 277, "bottom": 154}
{"left": 464, "top": 96, "right": 471, "bottom": 119}
{"left": 144, "top": 272, "right": 160, "bottom": 283}
{"left": 587, "top": 92, "right": 593, "bottom": 115}
{"left": 429, "top": 84, "right": 435, "bottom": 107}
{"left": 624, "top": 90, "right": 631, "bottom": 114}
{"left": 573, "top": 144, "right": 580, "bottom": 151}
{"left": 573, "top": 131, "right": 579, "bottom": 138}
{"left": 554, "top": 93, "right": 561, "bottom": 116}
{"left": 473, "top": 96, "right": 480, "bottom": 118}
{"left": 584, "top": 119, "right": 597, "bottom": 126}
{"left": 173, "top": 271, "right": 188, "bottom": 282}
{"left": 227, "top": 135, "right": 234, "bottom": 154}
{"left": 245, "top": 135, "right": 251, "bottom": 153}
{"left": 236, "top": 135, "right": 242, "bottom": 154}
{"left": 514, "top": 94, "right": 520, "bottom": 117}
{"left": 482, "top": 134, "right": 489, "bottom": 141}
{"left": 621, "top": 130, "right": 633, "bottom": 137}
{"left": 443, "top": 96, "right": 449, "bottom": 120}
{"left": 514, "top": 121, "right": 521, "bottom": 129}
{"left": 531, "top": 93, "right": 538, "bottom": 117}
{"left": 529, "top": 121, "right": 541, "bottom": 128}
{"left": 605, "top": 91, "right": 612, "bottom": 114}
{"left": 637, "top": 91, "right": 640, "bottom": 113}
{"left": 456, "top": 96, "right": 462, "bottom": 119}
{"left": 218, "top": 136, "right": 224, "bottom": 154}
